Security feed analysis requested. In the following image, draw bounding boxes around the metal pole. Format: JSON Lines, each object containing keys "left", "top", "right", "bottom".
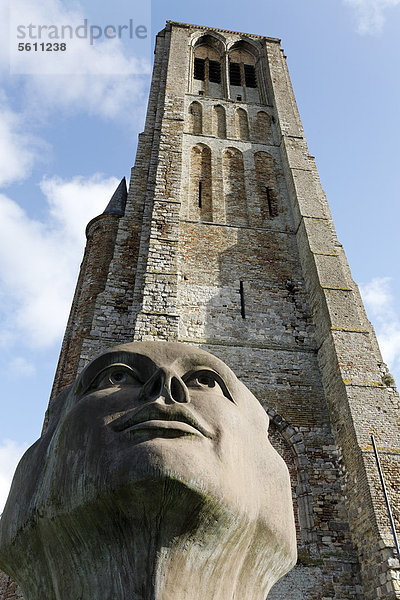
{"left": 371, "top": 434, "right": 400, "bottom": 559}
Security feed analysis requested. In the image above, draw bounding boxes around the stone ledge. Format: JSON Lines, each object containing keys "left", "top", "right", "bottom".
{"left": 180, "top": 218, "right": 295, "bottom": 234}
{"left": 178, "top": 336, "right": 317, "bottom": 353}
{"left": 330, "top": 326, "right": 370, "bottom": 334}
{"left": 342, "top": 379, "right": 385, "bottom": 388}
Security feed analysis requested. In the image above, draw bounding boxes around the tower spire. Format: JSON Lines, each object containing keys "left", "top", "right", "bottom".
{"left": 103, "top": 177, "right": 127, "bottom": 216}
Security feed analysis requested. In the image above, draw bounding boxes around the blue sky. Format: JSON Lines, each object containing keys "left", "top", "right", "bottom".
{"left": 0, "top": 0, "right": 400, "bottom": 510}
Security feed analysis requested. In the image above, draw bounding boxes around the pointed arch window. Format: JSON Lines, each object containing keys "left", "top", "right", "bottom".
{"left": 254, "top": 111, "right": 272, "bottom": 143}
{"left": 222, "top": 147, "right": 248, "bottom": 226}
{"left": 254, "top": 151, "right": 279, "bottom": 222}
{"left": 228, "top": 45, "right": 260, "bottom": 103}
{"left": 189, "top": 101, "right": 203, "bottom": 135}
{"left": 190, "top": 144, "right": 212, "bottom": 222}
{"left": 235, "top": 108, "right": 250, "bottom": 140}
{"left": 212, "top": 105, "right": 226, "bottom": 138}
{"left": 192, "top": 35, "right": 224, "bottom": 99}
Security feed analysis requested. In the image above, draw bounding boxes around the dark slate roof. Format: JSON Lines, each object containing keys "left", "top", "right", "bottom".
{"left": 103, "top": 177, "right": 127, "bottom": 216}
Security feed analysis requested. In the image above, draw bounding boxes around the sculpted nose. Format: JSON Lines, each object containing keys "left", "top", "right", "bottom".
{"left": 141, "top": 368, "right": 189, "bottom": 403}
{"left": 165, "top": 374, "right": 189, "bottom": 403}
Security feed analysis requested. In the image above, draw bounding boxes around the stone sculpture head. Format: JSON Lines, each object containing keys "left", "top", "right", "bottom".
{"left": 0, "top": 341, "right": 296, "bottom": 600}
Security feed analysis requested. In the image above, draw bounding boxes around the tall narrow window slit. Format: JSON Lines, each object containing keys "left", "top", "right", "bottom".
{"left": 266, "top": 187, "right": 273, "bottom": 216}
{"left": 240, "top": 281, "right": 246, "bottom": 319}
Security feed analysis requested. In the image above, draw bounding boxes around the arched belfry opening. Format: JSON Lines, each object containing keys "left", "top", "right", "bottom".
{"left": 228, "top": 40, "right": 262, "bottom": 103}
{"left": 191, "top": 34, "right": 225, "bottom": 99}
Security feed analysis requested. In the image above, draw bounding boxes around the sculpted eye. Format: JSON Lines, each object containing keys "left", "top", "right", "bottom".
{"left": 108, "top": 368, "right": 132, "bottom": 385}
{"left": 196, "top": 373, "right": 217, "bottom": 388}
{"left": 86, "top": 364, "right": 141, "bottom": 393}
{"left": 184, "top": 369, "right": 234, "bottom": 402}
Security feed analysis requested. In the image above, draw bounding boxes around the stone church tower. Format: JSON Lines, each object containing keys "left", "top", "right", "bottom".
{"left": 1, "top": 20, "right": 399, "bottom": 600}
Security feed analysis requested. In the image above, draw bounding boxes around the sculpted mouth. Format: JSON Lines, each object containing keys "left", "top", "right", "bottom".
{"left": 109, "top": 405, "right": 213, "bottom": 439}
{"left": 124, "top": 419, "right": 204, "bottom": 437}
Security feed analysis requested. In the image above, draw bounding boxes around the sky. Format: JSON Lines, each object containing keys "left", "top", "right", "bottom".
{"left": 0, "top": 0, "right": 400, "bottom": 511}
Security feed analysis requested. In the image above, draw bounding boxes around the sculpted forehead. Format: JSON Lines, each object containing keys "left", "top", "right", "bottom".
{"left": 109, "top": 341, "right": 230, "bottom": 372}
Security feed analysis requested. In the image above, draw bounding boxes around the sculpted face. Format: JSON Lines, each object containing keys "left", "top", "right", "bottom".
{"left": 0, "top": 342, "right": 296, "bottom": 599}
{"left": 40, "top": 343, "right": 290, "bottom": 518}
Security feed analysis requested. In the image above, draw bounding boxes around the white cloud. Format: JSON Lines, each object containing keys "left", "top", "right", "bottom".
{"left": 0, "top": 0, "right": 150, "bottom": 189}
{"left": 0, "top": 94, "right": 47, "bottom": 187}
{"left": 0, "top": 0, "right": 149, "bottom": 187}
{"left": 40, "top": 175, "right": 119, "bottom": 244}
{"left": 27, "top": 72, "right": 148, "bottom": 125}
{"left": 5, "top": 0, "right": 150, "bottom": 124}
{"left": 360, "top": 277, "right": 400, "bottom": 381}
{"left": 0, "top": 439, "right": 29, "bottom": 514}
{"left": 0, "top": 0, "right": 149, "bottom": 168}
{"left": 361, "top": 276, "right": 392, "bottom": 311}
{"left": 0, "top": 174, "right": 119, "bottom": 348}
{"left": 343, "top": 0, "right": 400, "bottom": 34}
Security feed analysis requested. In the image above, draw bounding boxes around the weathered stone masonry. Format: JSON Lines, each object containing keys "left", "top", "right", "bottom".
{"left": 2, "top": 21, "right": 399, "bottom": 600}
